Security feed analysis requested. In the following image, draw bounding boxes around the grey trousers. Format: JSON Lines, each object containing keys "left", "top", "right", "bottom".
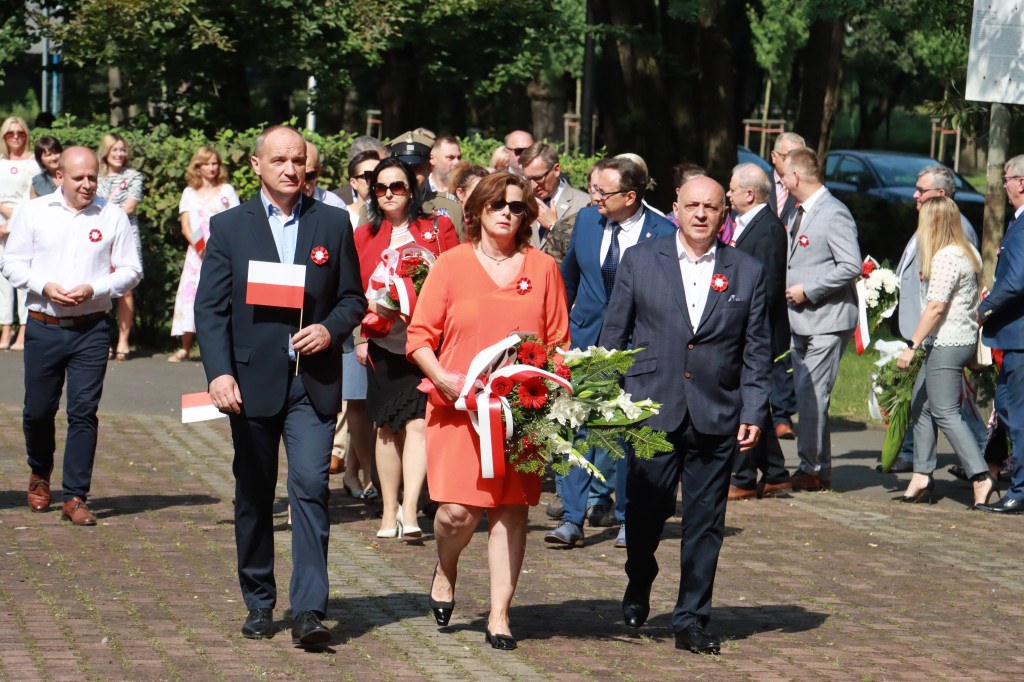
{"left": 791, "top": 330, "right": 853, "bottom": 474}
{"left": 911, "top": 343, "right": 987, "bottom": 478}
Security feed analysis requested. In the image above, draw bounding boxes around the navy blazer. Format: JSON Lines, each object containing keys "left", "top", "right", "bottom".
{"left": 731, "top": 206, "right": 790, "bottom": 358}
{"left": 599, "top": 236, "right": 771, "bottom": 435}
{"left": 980, "top": 213, "right": 1024, "bottom": 350}
{"left": 561, "top": 205, "right": 676, "bottom": 349}
{"left": 195, "top": 194, "right": 367, "bottom": 417}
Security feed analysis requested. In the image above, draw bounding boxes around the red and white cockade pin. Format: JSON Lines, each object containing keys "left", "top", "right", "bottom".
{"left": 311, "top": 246, "right": 329, "bottom": 265}
{"left": 422, "top": 229, "right": 435, "bottom": 242}
{"left": 516, "top": 277, "right": 532, "bottom": 295}
{"left": 221, "top": 196, "right": 230, "bottom": 206}
{"left": 10, "top": 166, "right": 18, "bottom": 175}
{"left": 710, "top": 274, "right": 729, "bottom": 292}
{"left": 118, "top": 180, "right": 127, "bottom": 190}
{"left": 89, "top": 229, "right": 102, "bottom": 242}
{"left": 798, "top": 235, "right": 810, "bottom": 247}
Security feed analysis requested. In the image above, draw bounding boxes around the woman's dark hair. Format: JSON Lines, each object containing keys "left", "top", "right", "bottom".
{"left": 34, "top": 136, "right": 62, "bottom": 168}
{"left": 463, "top": 172, "right": 539, "bottom": 251}
{"left": 449, "top": 162, "right": 491, "bottom": 196}
{"left": 365, "top": 156, "right": 427, "bottom": 236}
{"left": 348, "top": 149, "right": 381, "bottom": 180}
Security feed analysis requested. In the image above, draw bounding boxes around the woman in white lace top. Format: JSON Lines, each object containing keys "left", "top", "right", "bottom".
{"left": 896, "top": 196, "right": 995, "bottom": 507}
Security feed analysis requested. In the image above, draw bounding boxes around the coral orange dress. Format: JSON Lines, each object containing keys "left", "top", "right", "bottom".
{"left": 406, "top": 243, "right": 570, "bottom": 507}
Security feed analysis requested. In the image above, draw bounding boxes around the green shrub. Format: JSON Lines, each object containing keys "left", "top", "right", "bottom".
{"left": 33, "top": 121, "right": 603, "bottom": 347}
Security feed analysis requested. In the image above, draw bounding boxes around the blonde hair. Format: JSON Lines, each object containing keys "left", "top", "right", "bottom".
{"left": 0, "top": 116, "right": 31, "bottom": 159}
{"left": 97, "top": 132, "right": 130, "bottom": 177}
{"left": 917, "top": 196, "right": 981, "bottom": 280}
{"left": 184, "top": 146, "right": 227, "bottom": 189}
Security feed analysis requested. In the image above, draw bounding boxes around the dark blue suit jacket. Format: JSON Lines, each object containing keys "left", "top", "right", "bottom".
{"left": 560, "top": 205, "right": 676, "bottom": 349}
{"left": 195, "top": 194, "right": 367, "bottom": 417}
{"left": 599, "top": 236, "right": 771, "bottom": 435}
{"left": 980, "top": 213, "right": 1024, "bottom": 350}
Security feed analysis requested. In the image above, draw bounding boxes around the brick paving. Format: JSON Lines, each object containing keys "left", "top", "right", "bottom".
{"left": 0, "top": 358, "right": 1022, "bottom": 679}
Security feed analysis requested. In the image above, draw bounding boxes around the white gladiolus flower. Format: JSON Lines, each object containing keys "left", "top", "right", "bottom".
{"left": 560, "top": 348, "right": 592, "bottom": 363}
{"left": 614, "top": 392, "right": 643, "bottom": 420}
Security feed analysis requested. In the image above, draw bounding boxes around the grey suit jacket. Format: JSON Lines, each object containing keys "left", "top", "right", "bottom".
{"left": 786, "top": 189, "right": 862, "bottom": 336}
{"left": 555, "top": 185, "right": 590, "bottom": 223}
{"left": 896, "top": 213, "right": 978, "bottom": 340}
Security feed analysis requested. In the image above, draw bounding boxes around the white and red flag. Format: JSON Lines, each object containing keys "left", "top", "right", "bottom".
{"left": 246, "top": 261, "right": 306, "bottom": 308}
{"left": 181, "top": 392, "right": 226, "bottom": 423}
{"left": 189, "top": 226, "right": 206, "bottom": 253}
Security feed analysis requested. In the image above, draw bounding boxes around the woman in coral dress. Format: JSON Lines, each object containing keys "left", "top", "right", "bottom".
{"left": 407, "top": 172, "right": 569, "bottom": 650}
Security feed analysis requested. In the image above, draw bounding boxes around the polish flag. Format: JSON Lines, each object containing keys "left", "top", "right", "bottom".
{"left": 189, "top": 226, "right": 206, "bottom": 253}
{"left": 181, "top": 392, "right": 226, "bottom": 423}
{"left": 246, "top": 261, "right": 306, "bottom": 308}
{"left": 854, "top": 278, "right": 870, "bottom": 355}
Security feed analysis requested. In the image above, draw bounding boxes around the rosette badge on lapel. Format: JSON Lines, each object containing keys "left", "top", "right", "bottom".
{"left": 710, "top": 274, "right": 728, "bottom": 292}
{"left": 798, "top": 235, "right": 810, "bottom": 247}
{"left": 311, "top": 246, "right": 329, "bottom": 265}
{"left": 516, "top": 277, "right": 532, "bottom": 295}
{"left": 88, "top": 229, "right": 102, "bottom": 242}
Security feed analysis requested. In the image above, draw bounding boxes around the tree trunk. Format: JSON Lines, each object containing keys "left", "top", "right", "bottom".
{"left": 527, "top": 75, "right": 565, "bottom": 143}
{"left": 854, "top": 73, "right": 907, "bottom": 149}
{"left": 795, "top": 19, "right": 845, "bottom": 157}
{"left": 108, "top": 66, "right": 123, "bottom": 127}
{"left": 982, "top": 104, "right": 1010, "bottom": 291}
{"left": 697, "top": 0, "right": 736, "bottom": 184}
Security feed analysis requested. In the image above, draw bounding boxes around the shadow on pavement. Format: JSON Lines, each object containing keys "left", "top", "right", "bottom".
{"left": 87, "top": 493, "right": 222, "bottom": 518}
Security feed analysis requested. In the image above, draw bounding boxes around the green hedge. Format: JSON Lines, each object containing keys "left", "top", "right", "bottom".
{"left": 33, "top": 121, "right": 602, "bottom": 348}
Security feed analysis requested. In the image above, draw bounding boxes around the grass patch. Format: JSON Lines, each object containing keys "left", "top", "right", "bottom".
{"left": 829, "top": 335, "right": 889, "bottom": 422}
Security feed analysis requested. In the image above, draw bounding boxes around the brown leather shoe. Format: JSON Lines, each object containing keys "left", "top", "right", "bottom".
{"left": 789, "top": 470, "right": 830, "bottom": 492}
{"left": 61, "top": 497, "right": 97, "bottom": 526}
{"left": 757, "top": 479, "right": 793, "bottom": 498}
{"left": 727, "top": 484, "right": 757, "bottom": 500}
{"left": 28, "top": 473, "right": 51, "bottom": 512}
{"left": 775, "top": 423, "right": 796, "bottom": 440}
{"left": 329, "top": 454, "right": 344, "bottom": 475}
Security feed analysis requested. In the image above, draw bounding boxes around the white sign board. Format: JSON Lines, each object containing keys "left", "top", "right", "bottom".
{"left": 966, "top": 1, "right": 1024, "bottom": 104}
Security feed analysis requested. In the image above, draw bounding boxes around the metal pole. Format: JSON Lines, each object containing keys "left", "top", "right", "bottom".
{"left": 306, "top": 76, "right": 316, "bottom": 132}
{"left": 52, "top": 55, "right": 61, "bottom": 116}
{"left": 579, "top": 0, "right": 596, "bottom": 156}
{"left": 41, "top": 36, "right": 49, "bottom": 114}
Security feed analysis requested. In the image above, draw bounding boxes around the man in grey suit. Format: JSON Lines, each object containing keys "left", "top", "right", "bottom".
{"left": 888, "top": 164, "right": 986, "bottom": 472}
{"left": 782, "top": 147, "right": 862, "bottom": 491}
{"left": 521, "top": 142, "right": 590, "bottom": 249}
{"left": 599, "top": 176, "right": 771, "bottom": 653}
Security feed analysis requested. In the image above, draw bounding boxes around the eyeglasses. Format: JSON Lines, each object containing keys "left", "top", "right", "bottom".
{"left": 374, "top": 181, "right": 409, "bottom": 197}
{"left": 590, "top": 185, "right": 629, "bottom": 200}
{"left": 508, "top": 147, "right": 528, "bottom": 156}
{"left": 488, "top": 199, "right": 528, "bottom": 216}
{"left": 525, "top": 164, "right": 555, "bottom": 182}
{"left": 304, "top": 170, "right": 319, "bottom": 182}
{"left": 3, "top": 131, "right": 26, "bottom": 139}
{"left": 1004, "top": 175, "right": 1022, "bottom": 184}
{"left": 913, "top": 186, "right": 940, "bottom": 194}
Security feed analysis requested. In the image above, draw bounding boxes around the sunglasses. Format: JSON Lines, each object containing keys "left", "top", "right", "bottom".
{"left": 304, "top": 170, "right": 319, "bottom": 181}
{"left": 488, "top": 199, "right": 528, "bottom": 216}
{"left": 354, "top": 171, "right": 374, "bottom": 182}
{"left": 4, "top": 131, "right": 26, "bottom": 138}
{"left": 509, "top": 147, "right": 528, "bottom": 156}
{"left": 374, "top": 181, "right": 409, "bottom": 197}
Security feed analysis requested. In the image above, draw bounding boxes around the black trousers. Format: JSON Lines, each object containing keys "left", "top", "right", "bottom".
{"left": 624, "top": 414, "right": 733, "bottom": 633}
{"left": 729, "top": 405, "right": 790, "bottom": 489}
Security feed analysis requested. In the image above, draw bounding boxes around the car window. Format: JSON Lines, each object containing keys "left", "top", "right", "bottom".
{"left": 837, "top": 157, "right": 875, "bottom": 187}
{"left": 867, "top": 156, "right": 936, "bottom": 187}
{"left": 825, "top": 154, "right": 840, "bottom": 180}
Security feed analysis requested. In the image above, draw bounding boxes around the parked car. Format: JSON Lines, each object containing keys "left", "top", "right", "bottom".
{"left": 823, "top": 150, "right": 985, "bottom": 261}
{"left": 738, "top": 145, "right": 773, "bottom": 175}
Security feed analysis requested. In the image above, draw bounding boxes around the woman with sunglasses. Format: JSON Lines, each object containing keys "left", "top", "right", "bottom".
{"left": 0, "top": 116, "right": 41, "bottom": 351}
{"left": 407, "top": 172, "right": 569, "bottom": 650}
{"left": 353, "top": 156, "right": 459, "bottom": 540}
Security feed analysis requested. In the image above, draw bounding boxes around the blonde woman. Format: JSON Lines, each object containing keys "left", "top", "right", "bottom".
{"left": 168, "top": 147, "right": 239, "bottom": 362}
{"left": 97, "top": 133, "right": 143, "bottom": 360}
{"left": 0, "top": 116, "right": 41, "bottom": 350}
{"left": 896, "top": 196, "right": 995, "bottom": 507}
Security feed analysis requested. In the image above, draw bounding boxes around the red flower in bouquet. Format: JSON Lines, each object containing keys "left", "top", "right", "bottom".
{"left": 516, "top": 377, "right": 549, "bottom": 409}
{"left": 490, "top": 376, "right": 514, "bottom": 397}
{"left": 398, "top": 255, "right": 424, "bottom": 278}
{"left": 862, "top": 260, "right": 876, "bottom": 277}
{"left": 555, "top": 363, "right": 571, "bottom": 380}
{"left": 518, "top": 341, "right": 547, "bottom": 368}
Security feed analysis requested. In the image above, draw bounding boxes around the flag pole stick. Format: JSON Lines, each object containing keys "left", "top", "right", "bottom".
{"left": 295, "top": 307, "right": 303, "bottom": 377}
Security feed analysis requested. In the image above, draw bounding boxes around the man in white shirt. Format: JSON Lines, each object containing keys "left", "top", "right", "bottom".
{"left": 0, "top": 146, "right": 142, "bottom": 526}
{"left": 303, "top": 142, "right": 347, "bottom": 209}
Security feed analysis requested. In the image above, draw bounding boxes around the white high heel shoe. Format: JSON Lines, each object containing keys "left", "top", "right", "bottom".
{"left": 402, "top": 508, "right": 423, "bottom": 539}
{"left": 376, "top": 505, "right": 404, "bottom": 538}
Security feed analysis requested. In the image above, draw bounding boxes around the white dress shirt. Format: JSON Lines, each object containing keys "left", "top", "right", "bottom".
{"left": 313, "top": 186, "right": 347, "bottom": 210}
{"left": 599, "top": 207, "right": 646, "bottom": 264}
{"left": 676, "top": 237, "right": 717, "bottom": 330}
{"left": 731, "top": 203, "right": 767, "bottom": 245}
{"left": 0, "top": 188, "right": 142, "bottom": 317}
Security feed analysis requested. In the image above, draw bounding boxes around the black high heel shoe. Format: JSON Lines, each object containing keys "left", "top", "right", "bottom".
{"left": 894, "top": 475, "right": 935, "bottom": 504}
{"left": 485, "top": 628, "right": 517, "bottom": 650}
{"left": 428, "top": 564, "right": 455, "bottom": 626}
{"left": 970, "top": 474, "right": 1001, "bottom": 510}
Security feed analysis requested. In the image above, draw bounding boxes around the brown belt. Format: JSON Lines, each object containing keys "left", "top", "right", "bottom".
{"left": 28, "top": 310, "right": 107, "bottom": 328}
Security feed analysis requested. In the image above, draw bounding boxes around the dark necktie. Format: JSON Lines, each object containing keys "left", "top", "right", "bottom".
{"left": 790, "top": 206, "right": 805, "bottom": 239}
{"left": 601, "top": 223, "right": 621, "bottom": 300}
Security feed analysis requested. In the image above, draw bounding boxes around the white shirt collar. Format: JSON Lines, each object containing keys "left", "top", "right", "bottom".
{"left": 1015, "top": 204, "right": 1024, "bottom": 220}
{"left": 613, "top": 206, "right": 645, "bottom": 233}
{"left": 676, "top": 235, "right": 717, "bottom": 264}
{"left": 798, "top": 185, "right": 828, "bottom": 214}
{"left": 736, "top": 203, "right": 767, "bottom": 230}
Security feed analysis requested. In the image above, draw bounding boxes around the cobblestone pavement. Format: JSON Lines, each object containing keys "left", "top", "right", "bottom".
{"left": 0, "top": 354, "right": 1021, "bottom": 680}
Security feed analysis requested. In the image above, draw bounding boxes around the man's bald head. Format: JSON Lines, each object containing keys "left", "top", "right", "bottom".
{"left": 675, "top": 176, "right": 726, "bottom": 253}
{"left": 58, "top": 146, "right": 98, "bottom": 173}
{"left": 254, "top": 125, "right": 305, "bottom": 158}
{"left": 56, "top": 146, "right": 100, "bottom": 211}
{"left": 304, "top": 141, "right": 321, "bottom": 170}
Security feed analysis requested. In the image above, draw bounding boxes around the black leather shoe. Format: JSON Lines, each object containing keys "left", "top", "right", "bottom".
{"left": 876, "top": 458, "right": 913, "bottom": 474}
{"left": 291, "top": 610, "right": 331, "bottom": 646}
{"left": 675, "top": 622, "right": 721, "bottom": 654}
{"left": 622, "top": 582, "right": 651, "bottom": 628}
{"left": 975, "top": 496, "right": 1024, "bottom": 514}
{"left": 428, "top": 563, "right": 455, "bottom": 626}
{"left": 241, "top": 608, "right": 274, "bottom": 639}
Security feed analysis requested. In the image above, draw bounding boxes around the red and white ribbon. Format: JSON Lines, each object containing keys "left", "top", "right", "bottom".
{"left": 455, "top": 335, "right": 573, "bottom": 479}
{"left": 365, "top": 244, "right": 435, "bottom": 317}
{"left": 854, "top": 278, "right": 871, "bottom": 355}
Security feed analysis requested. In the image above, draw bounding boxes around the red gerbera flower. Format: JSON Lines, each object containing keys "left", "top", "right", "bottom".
{"left": 517, "top": 377, "right": 549, "bottom": 409}
{"left": 555, "top": 363, "right": 571, "bottom": 380}
{"left": 490, "top": 376, "right": 514, "bottom": 397}
{"left": 518, "top": 341, "right": 547, "bottom": 368}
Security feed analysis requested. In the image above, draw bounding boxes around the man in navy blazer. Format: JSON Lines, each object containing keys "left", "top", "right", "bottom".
{"left": 195, "top": 126, "right": 366, "bottom": 644}
{"left": 550, "top": 157, "right": 675, "bottom": 548}
{"left": 600, "top": 176, "right": 771, "bottom": 654}
{"left": 977, "top": 154, "right": 1024, "bottom": 514}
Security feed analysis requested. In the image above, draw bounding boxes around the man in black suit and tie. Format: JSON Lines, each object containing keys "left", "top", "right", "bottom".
{"left": 724, "top": 163, "right": 792, "bottom": 499}
{"left": 195, "top": 125, "right": 366, "bottom": 645}
{"left": 599, "top": 176, "right": 771, "bottom": 653}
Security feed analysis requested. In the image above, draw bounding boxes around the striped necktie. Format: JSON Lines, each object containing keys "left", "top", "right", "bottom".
{"left": 601, "top": 223, "right": 621, "bottom": 299}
